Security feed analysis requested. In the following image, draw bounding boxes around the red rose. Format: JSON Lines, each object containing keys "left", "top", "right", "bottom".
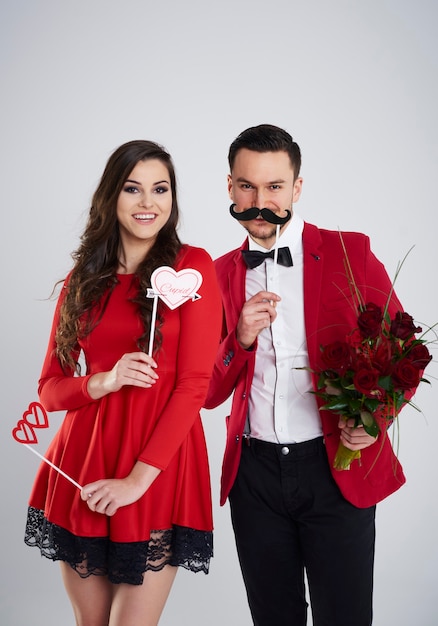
{"left": 357, "top": 303, "right": 383, "bottom": 338}
{"left": 404, "top": 343, "right": 432, "bottom": 370}
{"left": 346, "top": 328, "right": 363, "bottom": 348}
{"left": 392, "top": 360, "right": 421, "bottom": 390}
{"left": 321, "top": 341, "right": 351, "bottom": 371}
{"left": 390, "top": 311, "right": 422, "bottom": 340}
{"left": 371, "top": 339, "right": 394, "bottom": 375}
{"left": 353, "top": 367, "right": 381, "bottom": 397}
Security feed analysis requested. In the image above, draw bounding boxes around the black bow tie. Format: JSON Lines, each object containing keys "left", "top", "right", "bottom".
{"left": 241, "top": 247, "right": 293, "bottom": 269}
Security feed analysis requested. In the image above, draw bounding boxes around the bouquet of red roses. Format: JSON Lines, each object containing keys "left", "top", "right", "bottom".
{"left": 316, "top": 302, "right": 433, "bottom": 470}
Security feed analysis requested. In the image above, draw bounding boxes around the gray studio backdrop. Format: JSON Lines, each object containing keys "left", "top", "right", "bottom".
{"left": 1, "top": 1, "right": 437, "bottom": 624}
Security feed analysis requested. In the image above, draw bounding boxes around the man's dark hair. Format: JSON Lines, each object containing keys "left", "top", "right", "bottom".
{"left": 228, "top": 123, "right": 301, "bottom": 179}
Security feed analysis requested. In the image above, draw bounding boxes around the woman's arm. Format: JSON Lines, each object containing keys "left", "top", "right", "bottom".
{"left": 37, "top": 282, "right": 96, "bottom": 411}
{"left": 38, "top": 282, "right": 159, "bottom": 411}
{"left": 81, "top": 460, "right": 161, "bottom": 516}
{"left": 138, "top": 248, "right": 223, "bottom": 470}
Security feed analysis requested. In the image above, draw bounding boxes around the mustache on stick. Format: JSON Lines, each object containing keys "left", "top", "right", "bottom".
{"left": 229, "top": 203, "right": 292, "bottom": 225}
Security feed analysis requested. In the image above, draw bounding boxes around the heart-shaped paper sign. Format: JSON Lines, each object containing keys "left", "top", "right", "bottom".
{"left": 151, "top": 267, "right": 203, "bottom": 310}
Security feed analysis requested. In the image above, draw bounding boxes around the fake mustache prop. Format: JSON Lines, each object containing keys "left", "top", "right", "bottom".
{"left": 229, "top": 203, "right": 292, "bottom": 225}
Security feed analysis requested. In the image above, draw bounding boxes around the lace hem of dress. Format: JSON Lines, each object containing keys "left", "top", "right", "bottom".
{"left": 24, "top": 507, "right": 213, "bottom": 585}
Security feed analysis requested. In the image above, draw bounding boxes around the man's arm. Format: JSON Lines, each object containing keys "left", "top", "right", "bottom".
{"left": 204, "top": 291, "right": 280, "bottom": 408}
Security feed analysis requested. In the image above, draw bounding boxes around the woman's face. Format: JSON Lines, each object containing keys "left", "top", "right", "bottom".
{"left": 116, "top": 158, "right": 173, "bottom": 253}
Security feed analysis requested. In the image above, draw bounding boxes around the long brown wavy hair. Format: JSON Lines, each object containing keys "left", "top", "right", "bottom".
{"left": 55, "top": 140, "right": 182, "bottom": 373}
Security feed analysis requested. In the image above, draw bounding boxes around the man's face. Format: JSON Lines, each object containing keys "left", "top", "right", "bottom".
{"left": 228, "top": 149, "right": 303, "bottom": 249}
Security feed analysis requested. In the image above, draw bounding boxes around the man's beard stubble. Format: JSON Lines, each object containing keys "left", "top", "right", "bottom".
{"left": 245, "top": 222, "right": 278, "bottom": 241}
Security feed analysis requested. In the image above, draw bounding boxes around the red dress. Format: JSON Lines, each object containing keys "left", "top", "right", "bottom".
{"left": 25, "top": 245, "right": 222, "bottom": 584}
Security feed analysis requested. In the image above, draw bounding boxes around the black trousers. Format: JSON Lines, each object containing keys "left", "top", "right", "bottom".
{"left": 229, "top": 437, "right": 375, "bottom": 626}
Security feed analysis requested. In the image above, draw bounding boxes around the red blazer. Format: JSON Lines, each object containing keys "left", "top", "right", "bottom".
{"left": 205, "top": 222, "right": 407, "bottom": 508}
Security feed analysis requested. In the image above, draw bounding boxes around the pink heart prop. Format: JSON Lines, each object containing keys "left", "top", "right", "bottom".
{"left": 13, "top": 420, "right": 38, "bottom": 444}
{"left": 23, "top": 401, "right": 48, "bottom": 428}
{"left": 151, "top": 267, "right": 203, "bottom": 310}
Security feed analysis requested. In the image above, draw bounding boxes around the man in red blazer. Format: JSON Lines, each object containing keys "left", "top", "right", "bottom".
{"left": 205, "top": 124, "right": 407, "bottom": 626}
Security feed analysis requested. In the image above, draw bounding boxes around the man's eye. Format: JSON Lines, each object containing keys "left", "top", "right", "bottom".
{"left": 270, "top": 185, "right": 281, "bottom": 190}
{"left": 241, "top": 184, "right": 253, "bottom": 189}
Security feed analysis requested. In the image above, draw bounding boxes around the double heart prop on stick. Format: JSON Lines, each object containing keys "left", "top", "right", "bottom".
{"left": 12, "top": 402, "right": 82, "bottom": 490}
{"left": 12, "top": 401, "right": 48, "bottom": 443}
{"left": 146, "top": 266, "right": 203, "bottom": 355}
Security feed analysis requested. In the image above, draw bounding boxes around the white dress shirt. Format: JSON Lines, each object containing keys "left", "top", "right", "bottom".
{"left": 245, "top": 213, "right": 323, "bottom": 443}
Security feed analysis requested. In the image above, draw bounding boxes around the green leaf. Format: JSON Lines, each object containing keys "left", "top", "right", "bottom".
{"left": 363, "top": 420, "right": 380, "bottom": 438}
{"left": 321, "top": 399, "right": 349, "bottom": 411}
{"left": 395, "top": 394, "right": 405, "bottom": 411}
{"left": 363, "top": 398, "right": 381, "bottom": 412}
{"left": 379, "top": 376, "right": 392, "bottom": 391}
{"left": 360, "top": 411, "right": 375, "bottom": 427}
{"left": 347, "top": 398, "right": 362, "bottom": 412}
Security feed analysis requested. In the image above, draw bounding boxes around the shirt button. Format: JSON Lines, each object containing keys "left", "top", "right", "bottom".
{"left": 281, "top": 446, "right": 290, "bottom": 456}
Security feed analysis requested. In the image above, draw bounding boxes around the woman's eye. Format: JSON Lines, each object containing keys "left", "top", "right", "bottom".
{"left": 124, "top": 186, "right": 139, "bottom": 193}
{"left": 154, "top": 186, "right": 169, "bottom": 194}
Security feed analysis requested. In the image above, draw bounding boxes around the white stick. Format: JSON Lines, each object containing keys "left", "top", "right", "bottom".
{"left": 273, "top": 224, "right": 280, "bottom": 286}
{"left": 148, "top": 295, "right": 159, "bottom": 356}
{"left": 23, "top": 444, "right": 82, "bottom": 490}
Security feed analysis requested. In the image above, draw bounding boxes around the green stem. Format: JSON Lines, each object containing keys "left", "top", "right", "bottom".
{"left": 333, "top": 442, "right": 361, "bottom": 470}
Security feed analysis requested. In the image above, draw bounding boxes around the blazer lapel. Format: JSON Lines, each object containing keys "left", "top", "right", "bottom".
{"left": 226, "top": 241, "right": 248, "bottom": 326}
{"left": 302, "top": 223, "right": 324, "bottom": 362}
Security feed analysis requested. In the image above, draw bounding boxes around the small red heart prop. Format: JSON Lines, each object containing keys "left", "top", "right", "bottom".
{"left": 12, "top": 401, "right": 49, "bottom": 444}
{"left": 12, "top": 420, "right": 38, "bottom": 444}
{"left": 23, "top": 402, "right": 48, "bottom": 428}
{"left": 12, "top": 402, "right": 83, "bottom": 490}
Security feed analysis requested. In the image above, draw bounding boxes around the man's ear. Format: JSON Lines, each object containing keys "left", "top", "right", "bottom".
{"left": 227, "top": 174, "right": 233, "bottom": 200}
{"left": 292, "top": 176, "right": 303, "bottom": 203}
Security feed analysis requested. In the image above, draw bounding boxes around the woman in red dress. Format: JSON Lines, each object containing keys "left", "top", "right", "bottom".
{"left": 24, "top": 140, "right": 222, "bottom": 625}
